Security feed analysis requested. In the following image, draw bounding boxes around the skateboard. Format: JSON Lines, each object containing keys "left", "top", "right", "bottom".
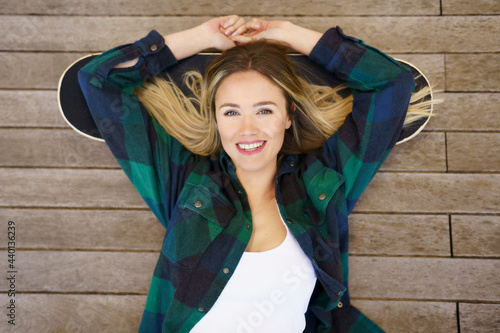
{"left": 58, "top": 53, "right": 434, "bottom": 144}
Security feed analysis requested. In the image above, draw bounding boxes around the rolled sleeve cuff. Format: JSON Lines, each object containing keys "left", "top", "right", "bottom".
{"left": 132, "top": 30, "right": 178, "bottom": 75}
{"left": 88, "top": 30, "right": 178, "bottom": 89}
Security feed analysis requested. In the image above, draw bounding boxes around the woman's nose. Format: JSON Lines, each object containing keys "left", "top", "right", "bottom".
{"left": 240, "top": 115, "right": 258, "bottom": 135}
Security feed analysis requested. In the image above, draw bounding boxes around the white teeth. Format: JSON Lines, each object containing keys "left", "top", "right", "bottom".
{"left": 238, "top": 141, "right": 265, "bottom": 150}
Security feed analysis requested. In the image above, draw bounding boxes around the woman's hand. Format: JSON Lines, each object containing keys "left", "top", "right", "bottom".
{"left": 201, "top": 15, "right": 248, "bottom": 51}
{"left": 232, "top": 18, "right": 322, "bottom": 56}
{"left": 232, "top": 18, "right": 285, "bottom": 43}
{"left": 165, "top": 15, "right": 247, "bottom": 60}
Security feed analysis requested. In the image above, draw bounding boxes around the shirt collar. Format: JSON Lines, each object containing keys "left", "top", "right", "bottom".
{"left": 219, "top": 150, "right": 235, "bottom": 175}
{"left": 276, "top": 154, "right": 299, "bottom": 178}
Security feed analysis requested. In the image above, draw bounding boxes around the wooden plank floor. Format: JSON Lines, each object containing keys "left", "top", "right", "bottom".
{"left": 1, "top": 1, "right": 499, "bottom": 331}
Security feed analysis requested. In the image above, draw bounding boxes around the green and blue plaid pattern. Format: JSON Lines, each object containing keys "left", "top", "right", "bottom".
{"left": 79, "top": 26, "right": 414, "bottom": 332}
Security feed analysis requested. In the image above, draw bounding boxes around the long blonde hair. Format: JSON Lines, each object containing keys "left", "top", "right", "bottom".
{"left": 135, "top": 41, "right": 432, "bottom": 156}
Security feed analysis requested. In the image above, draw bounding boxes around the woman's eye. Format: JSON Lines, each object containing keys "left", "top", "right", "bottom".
{"left": 259, "top": 109, "right": 273, "bottom": 114}
{"left": 224, "top": 110, "right": 238, "bottom": 116}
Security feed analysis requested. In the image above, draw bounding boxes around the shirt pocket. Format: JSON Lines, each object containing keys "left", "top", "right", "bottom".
{"left": 162, "top": 183, "right": 236, "bottom": 271}
{"left": 304, "top": 166, "right": 345, "bottom": 226}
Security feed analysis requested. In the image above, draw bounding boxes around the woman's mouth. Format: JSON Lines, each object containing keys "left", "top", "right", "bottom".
{"left": 237, "top": 141, "right": 265, "bottom": 150}
{"left": 236, "top": 141, "right": 266, "bottom": 154}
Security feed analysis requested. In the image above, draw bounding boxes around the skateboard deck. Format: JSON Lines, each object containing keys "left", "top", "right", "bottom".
{"left": 58, "top": 53, "right": 434, "bottom": 144}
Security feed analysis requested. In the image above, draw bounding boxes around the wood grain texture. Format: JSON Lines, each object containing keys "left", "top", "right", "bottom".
{"left": 427, "top": 93, "right": 500, "bottom": 131}
{"left": 2, "top": 16, "right": 499, "bottom": 53}
{"left": 446, "top": 54, "right": 500, "bottom": 92}
{"left": 442, "top": 0, "right": 500, "bottom": 15}
{"left": 447, "top": 133, "right": 500, "bottom": 172}
{"left": 452, "top": 215, "right": 500, "bottom": 257}
{"left": 323, "top": 16, "right": 500, "bottom": 53}
{"left": 349, "top": 214, "right": 450, "bottom": 256}
{"left": 0, "top": 208, "right": 164, "bottom": 251}
{"left": 0, "top": 251, "right": 157, "bottom": 293}
{"left": 1, "top": 90, "right": 66, "bottom": 127}
{"left": 381, "top": 132, "right": 446, "bottom": 172}
{"left": 0, "top": 168, "right": 146, "bottom": 209}
{"left": 0, "top": 129, "right": 117, "bottom": 168}
{"left": 352, "top": 300, "right": 457, "bottom": 333}
{"left": 356, "top": 173, "right": 500, "bottom": 214}
{"left": 458, "top": 303, "right": 500, "bottom": 333}
{"left": 1, "top": 0, "right": 441, "bottom": 16}
{"left": 349, "top": 257, "right": 500, "bottom": 301}
{"left": 391, "top": 54, "right": 445, "bottom": 92}
{"left": 0, "top": 52, "right": 88, "bottom": 89}
{"left": 0, "top": 294, "right": 145, "bottom": 333}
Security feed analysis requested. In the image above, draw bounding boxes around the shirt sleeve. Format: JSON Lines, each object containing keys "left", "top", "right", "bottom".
{"left": 77, "top": 30, "right": 192, "bottom": 228}
{"left": 309, "top": 27, "right": 415, "bottom": 213}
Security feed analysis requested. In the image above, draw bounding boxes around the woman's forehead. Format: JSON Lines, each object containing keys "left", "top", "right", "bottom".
{"left": 215, "top": 71, "right": 287, "bottom": 106}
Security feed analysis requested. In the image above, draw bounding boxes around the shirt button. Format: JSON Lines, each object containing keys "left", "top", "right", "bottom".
{"left": 223, "top": 268, "right": 229, "bottom": 274}
{"left": 318, "top": 193, "right": 326, "bottom": 200}
{"left": 289, "top": 162, "right": 295, "bottom": 167}
{"left": 338, "top": 290, "right": 343, "bottom": 296}
{"left": 245, "top": 224, "right": 250, "bottom": 229}
{"left": 238, "top": 190, "right": 243, "bottom": 194}
{"left": 194, "top": 201, "right": 202, "bottom": 208}
{"left": 286, "top": 218, "right": 293, "bottom": 224}
{"left": 337, "top": 302, "right": 343, "bottom": 308}
{"left": 198, "top": 307, "right": 204, "bottom": 312}
{"left": 150, "top": 44, "right": 158, "bottom": 52}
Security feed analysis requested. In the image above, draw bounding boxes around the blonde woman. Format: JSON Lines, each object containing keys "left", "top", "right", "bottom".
{"left": 78, "top": 15, "right": 424, "bottom": 332}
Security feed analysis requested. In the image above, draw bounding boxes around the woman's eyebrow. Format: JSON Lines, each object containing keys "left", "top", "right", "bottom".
{"left": 219, "top": 101, "right": 278, "bottom": 109}
{"left": 254, "top": 101, "right": 278, "bottom": 107}
{"left": 219, "top": 103, "right": 239, "bottom": 109}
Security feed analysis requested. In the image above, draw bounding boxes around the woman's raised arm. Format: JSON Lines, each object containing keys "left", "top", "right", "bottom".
{"left": 116, "top": 15, "right": 247, "bottom": 68}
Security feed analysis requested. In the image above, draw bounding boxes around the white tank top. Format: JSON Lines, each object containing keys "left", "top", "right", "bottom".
{"left": 191, "top": 223, "right": 317, "bottom": 332}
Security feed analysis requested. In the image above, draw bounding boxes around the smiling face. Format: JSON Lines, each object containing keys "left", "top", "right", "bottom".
{"left": 215, "top": 70, "right": 292, "bottom": 178}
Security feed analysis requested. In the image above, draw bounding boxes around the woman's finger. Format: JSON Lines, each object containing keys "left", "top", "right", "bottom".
{"left": 223, "top": 16, "right": 246, "bottom": 36}
{"left": 246, "top": 17, "right": 262, "bottom": 31}
{"left": 221, "top": 15, "right": 242, "bottom": 29}
{"left": 230, "top": 20, "right": 249, "bottom": 36}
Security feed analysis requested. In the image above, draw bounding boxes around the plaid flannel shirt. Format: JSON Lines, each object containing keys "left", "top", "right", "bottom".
{"left": 78, "top": 26, "right": 414, "bottom": 332}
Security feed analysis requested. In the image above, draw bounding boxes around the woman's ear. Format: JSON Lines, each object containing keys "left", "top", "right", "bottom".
{"left": 286, "top": 102, "right": 296, "bottom": 129}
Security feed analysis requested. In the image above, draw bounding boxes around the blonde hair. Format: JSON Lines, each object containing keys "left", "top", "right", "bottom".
{"left": 135, "top": 41, "right": 433, "bottom": 156}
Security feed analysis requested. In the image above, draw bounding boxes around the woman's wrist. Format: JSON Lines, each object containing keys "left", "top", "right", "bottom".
{"left": 279, "top": 21, "right": 322, "bottom": 56}
{"left": 164, "top": 26, "right": 211, "bottom": 61}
